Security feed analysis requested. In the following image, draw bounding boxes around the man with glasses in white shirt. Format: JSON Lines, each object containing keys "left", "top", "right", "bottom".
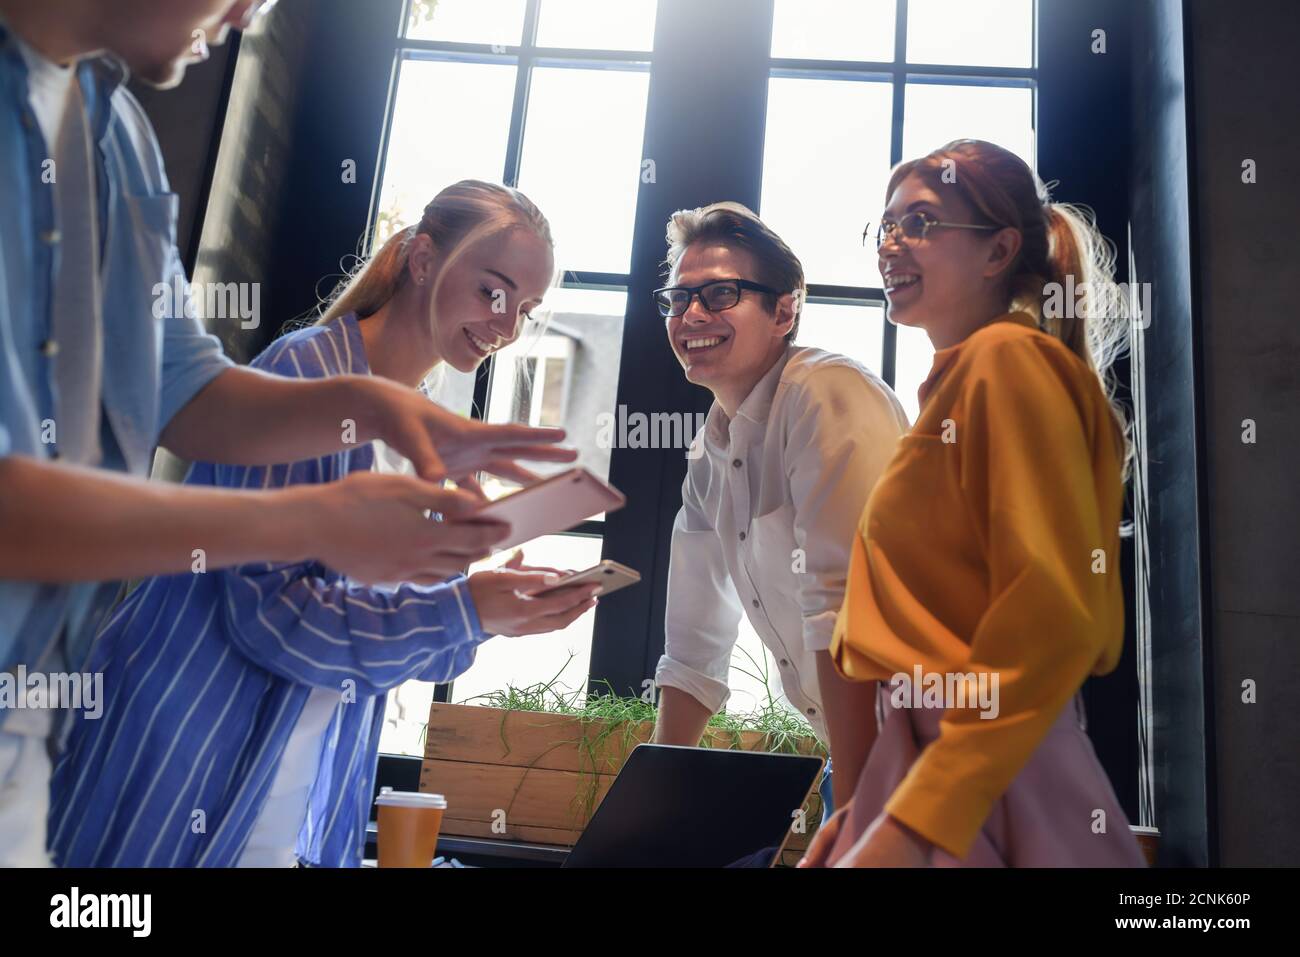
{"left": 651, "top": 202, "right": 908, "bottom": 819}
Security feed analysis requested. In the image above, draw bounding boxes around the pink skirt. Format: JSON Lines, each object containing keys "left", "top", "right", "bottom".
{"left": 826, "top": 685, "right": 1147, "bottom": 867}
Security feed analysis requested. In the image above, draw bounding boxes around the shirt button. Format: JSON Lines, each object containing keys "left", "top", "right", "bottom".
{"left": 806, "top": 707, "right": 817, "bottom": 717}
{"left": 732, "top": 458, "right": 742, "bottom": 468}
{"left": 40, "top": 229, "right": 61, "bottom": 245}
{"left": 738, "top": 532, "right": 746, "bottom": 541}
{"left": 40, "top": 339, "right": 59, "bottom": 357}
{"left": 751, "top": 599, "right": 759, "bottom": 609}
{"left": 779, "top": 659, "right": 789, "bottom": 667}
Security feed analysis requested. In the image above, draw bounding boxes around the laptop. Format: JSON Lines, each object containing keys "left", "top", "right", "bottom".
{"left": 562, "top": 743, "right": 825, "bottom": 868}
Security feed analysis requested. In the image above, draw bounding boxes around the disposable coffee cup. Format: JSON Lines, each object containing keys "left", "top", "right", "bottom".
{"left": 375, "top": 787, "right": 447, "bottom": 868}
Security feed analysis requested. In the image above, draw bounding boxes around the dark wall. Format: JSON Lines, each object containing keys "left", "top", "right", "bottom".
{"left": 1129, "top": 0, "right": 1213, "bottom": 867}
{"left": 1182, "top": 0, "right": 1300, "bottom": 866}
{"left": 244, "top": 0, "right": 407, "bottom": 355}
{"left": 1037, "top": 0, "right": 1141, "bottom": 831}
{"left": 141, "top": 0, "right": 406, "bottom": 365}
{"left": 190, "top": 0, "right": 335, "bottom": 363}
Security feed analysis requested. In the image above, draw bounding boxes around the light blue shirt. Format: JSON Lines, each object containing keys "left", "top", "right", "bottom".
{"left": 0, "top": 21, "right": 233, "bottom": 687}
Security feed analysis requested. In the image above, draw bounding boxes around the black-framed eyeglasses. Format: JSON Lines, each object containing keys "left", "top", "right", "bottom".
{"left": 651, "top": 278, "right": 781, "bottom": 319}
{"left": 864, "top": 211, "right": 1000, "bottom": 250}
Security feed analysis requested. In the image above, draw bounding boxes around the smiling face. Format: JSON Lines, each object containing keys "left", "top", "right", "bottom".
{"left": 878, "top": 171, "right": 1020, "bottom": 346}
{"left": 423, "top": 227, "right": 554, "bottom": 374}
{"left": 666, "top": 242, "right": 793, "bottom": 404}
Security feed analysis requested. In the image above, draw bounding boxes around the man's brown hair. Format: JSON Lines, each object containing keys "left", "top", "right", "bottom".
{"left": 664, "top": 201, "right": 806, "bottom": 342}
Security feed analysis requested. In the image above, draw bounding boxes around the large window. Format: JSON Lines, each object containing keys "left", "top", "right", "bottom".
{"left": 376, "top": 0, "right": 654, "bottom": 754}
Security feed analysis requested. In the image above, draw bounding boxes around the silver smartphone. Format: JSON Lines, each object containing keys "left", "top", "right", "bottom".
{"left": 529, "top": 559, "right": 642, "bottom": 598}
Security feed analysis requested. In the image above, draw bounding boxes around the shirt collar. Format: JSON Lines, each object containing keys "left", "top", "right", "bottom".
{"left": 337, "top": 312, "right": 372, "bottom": 376}
{"left": 704, "top": 344, "right": 796, "bottom": 449}
{"left": 917, "top": 310, "right": 1038, "bottom": 407}
{"left": 0, "top": 19, "right": 130, "bottom": 115}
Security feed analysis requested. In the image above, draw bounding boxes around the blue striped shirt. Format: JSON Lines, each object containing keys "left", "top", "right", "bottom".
{"left": 48, "top": 314, "right": 489, "bottom": 867}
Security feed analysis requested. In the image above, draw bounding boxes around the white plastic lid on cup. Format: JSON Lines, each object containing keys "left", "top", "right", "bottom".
{"left": 375, "top": 787, "right": 447, "bottom": 809}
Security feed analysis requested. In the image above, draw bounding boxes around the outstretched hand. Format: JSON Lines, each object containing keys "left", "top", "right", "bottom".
{"left": 368, "top": 378, "right": 577, "bottom": 484}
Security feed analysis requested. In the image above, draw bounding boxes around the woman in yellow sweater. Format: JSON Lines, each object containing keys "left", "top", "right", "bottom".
{"left": 801, "top": 140, "right": 1146, "bottom": 867}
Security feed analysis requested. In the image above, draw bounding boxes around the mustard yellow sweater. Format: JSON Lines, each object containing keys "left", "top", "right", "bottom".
{"left": 830, "top": 312, "right": 1126, "bottom": 858}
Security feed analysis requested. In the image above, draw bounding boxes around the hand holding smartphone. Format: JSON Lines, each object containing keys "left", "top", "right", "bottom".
{"left": 527, "top": 560, "right": 641, "bottom": 599}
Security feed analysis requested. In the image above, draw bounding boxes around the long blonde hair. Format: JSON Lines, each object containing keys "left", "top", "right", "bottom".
{"left": 887, "top": 139, "right": 1130, "bottom": 465}
{"left": 318, "top": 180, "right": 553, "bottom": 325}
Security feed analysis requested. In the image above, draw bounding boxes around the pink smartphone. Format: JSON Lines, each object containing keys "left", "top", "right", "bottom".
{"left": 474, "top": 467, "right": 626, "bottom": 552}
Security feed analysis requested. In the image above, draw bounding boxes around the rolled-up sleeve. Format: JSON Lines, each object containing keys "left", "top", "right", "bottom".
{"left": 655, "top": 471, "right": 744, "bottom": 714}
{"left": 785, "top": 367, "right": 907, "bottom": 653}
{"left": 157, "top": 245, "right": 233, "bottom": 432}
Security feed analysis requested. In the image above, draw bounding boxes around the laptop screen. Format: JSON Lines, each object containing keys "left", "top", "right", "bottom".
{"left": 563, "top": 744, "right": 824, "bottom": 867}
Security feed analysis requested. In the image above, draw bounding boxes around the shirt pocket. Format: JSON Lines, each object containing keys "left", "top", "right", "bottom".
{"left": 102, "top": 191, "right": 179, "bottom": 339}
{"left": 748, "top": 501, "right": 799, "bottom": 577}
{"left": 119, "top": 192, "right": 179, "bottom": 287}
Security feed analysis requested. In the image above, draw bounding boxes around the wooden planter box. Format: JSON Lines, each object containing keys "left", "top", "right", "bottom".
{"left": 419, "top": 702, "right": 825, "bottom": 866}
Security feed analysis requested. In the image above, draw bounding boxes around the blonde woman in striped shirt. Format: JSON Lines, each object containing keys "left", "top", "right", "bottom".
{"left": 50, "top": 182, "right": 599, "bottom": 867}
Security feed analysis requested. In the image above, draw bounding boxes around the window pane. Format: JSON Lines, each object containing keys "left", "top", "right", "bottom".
{"left": 543, "top": 286, "right": 628, "bottom": 320}
{"left": 795, "top": 301, "right": 885, "bottom": 377}
{"left": 906, "top": 0, "right": 1033, "bottom": 68}
{"left": 902, "top": 81, "right": 1034, "bottom": 170}
{"left": 405, "top": 0, "right": 526, "bottom": 46}
{"left": 449, "top": 534, "right": 606, "bottom": 705}
{"left": 536, "top": 0, "right": 658, "bottom": 51}
{"left": 771, "top": 0, "right": 896, "bottom": 62}
{"left": 480, "top": 288, "right": 626, "bottom": 502}
{"left": 892, "top": 321, "right": 936, "bottom": 424}
{"left": 380, "top": 679, "right": 440, "bottom": 757}
{"left": 517, "top": 65, "right": 650, "bottom": 274}
{"left": 761, "top": 76, "right": 893, "bottom": 287}
{"left": 375, "top": 57, "right": 517, "bottom": 243}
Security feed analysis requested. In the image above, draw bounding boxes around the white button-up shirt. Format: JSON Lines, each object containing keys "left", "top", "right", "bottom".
{"left": 655, "top": 345, "right": 908, "bottom": 743}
